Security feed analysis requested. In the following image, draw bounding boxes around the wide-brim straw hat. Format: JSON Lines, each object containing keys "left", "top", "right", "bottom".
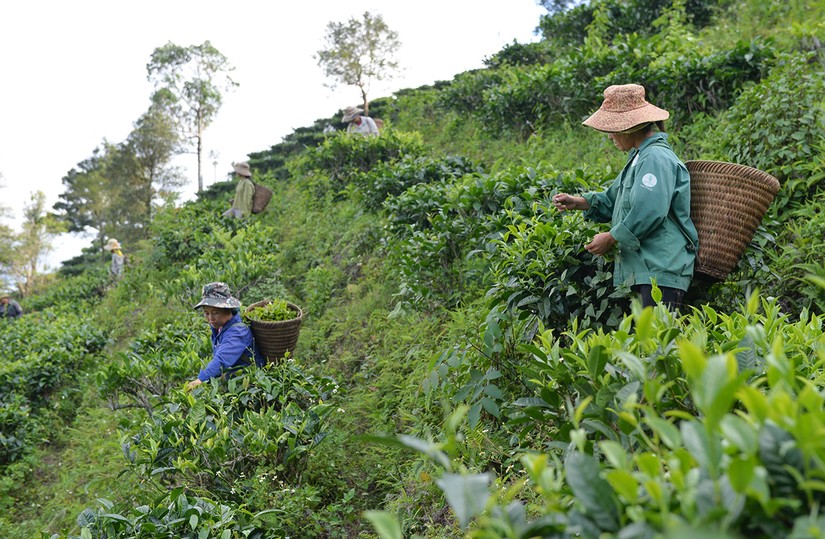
{"left": 233, "top": 161, "right": 252, "bottom": 177}
{"left": 103, "top": 238, "right": 121, "bottom": 251}
{"left": 193, "top": 281, "right": 242, "bottom": 310}
{"left": 341, "top": 106, "right": 363, "bottom": 123}
{"left": 583, "top": 84, "right": 669, "bottom": 133}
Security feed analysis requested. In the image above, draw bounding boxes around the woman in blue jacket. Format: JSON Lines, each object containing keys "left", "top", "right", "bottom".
{"left": 552, "top": 84, "right": 698, "bottom": 309}
{"left": 186, "top": 282, "right": 263, "bottom": 390}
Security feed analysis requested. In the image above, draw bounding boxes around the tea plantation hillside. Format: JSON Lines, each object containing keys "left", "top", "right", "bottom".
{"left": 2, "top": 1, "right": 824, "bottom": 537}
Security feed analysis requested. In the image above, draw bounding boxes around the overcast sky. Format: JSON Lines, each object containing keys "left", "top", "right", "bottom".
{"left": 0, "top": 0, "right": 546, "bottom": 268}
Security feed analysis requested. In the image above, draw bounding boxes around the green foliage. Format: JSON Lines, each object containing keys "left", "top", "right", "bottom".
{"left": 356, "top": 154, "right": 482, "bottom": 211}
{"left": 149, "top": 200, "right": 223, "bottom": 266}
{"left": 0, "top": 311, "right": 108, "bottom": 465}
{"left": 316, "top": 11, "right": 401, "bottom": 112}
{"left": 147, "top": 40, "right": 238, "bottom": 192}
{"left": 385, "top": 161, "right": 581, "bottom": 310}
{"left": 122, "top": 363, "right": 337, "bottom": 494}
{"left": 63, "top": 489, "right": 278, "bottom": 539}
{"left": 703, "top": 53, "right": 825, "bottom": 208}
{"left": 489, "top": 209, "right": 629, "bottom": 333}
{"left": 538, "top": 0, "right": 723, "bottom": 47}
{"left": 96, "top": 313, "right": 208, "bottom": 414}
{"left": 484, "top": 40, "right": 556, "bottom": 68}
{"left": 243, "top": 299, "right": 297, "bottom": 322}
{"left": 24, "top": 267, "right": 109, "bottom": 312}
{"left": 301, "top": 264, "right": 345, "bottom": 316}
{"left": 406, "top": 296, "right": 825, "bottom": 538}
{"left": 438, "top": 1, "right": 775, "bottom": 139}
{"left": 436, "top": 69, "right": 509, "bottom": 116}
{"left": 153, "top": 220, "right": 279, "bottom": 309}
{"left": 291, "top": 130, "right": 426, "bottom": 202}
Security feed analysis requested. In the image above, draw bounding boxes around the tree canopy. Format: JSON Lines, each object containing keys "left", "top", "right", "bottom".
{"left": 316, "top": 11, "right": 401, "bottom": 115}
{"left": 147, "top": 40, "right": 237, "bottom": 192}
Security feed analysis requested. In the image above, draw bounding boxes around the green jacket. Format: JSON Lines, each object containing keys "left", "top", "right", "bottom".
{"left": 232, "top": 177, "right": 255, "bottom": 218}
{"left": 582, "top": 133, "right": 698, "bottom": 291}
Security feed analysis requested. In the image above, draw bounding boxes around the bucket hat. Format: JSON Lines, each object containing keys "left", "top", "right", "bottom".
{"left": 341, "top": 106, "right": 363, "bottom": 123}
{"left": 233, "top": 161, "right": 252, "bottom": 178}
{"left": 583, "top": 84, "right": 669, "bottom": 133}
{"left": 103, "top": 238, "right": 121, "bottom": 251}
{"left": 193, "top": 282, "right": 241, "bottom": 310}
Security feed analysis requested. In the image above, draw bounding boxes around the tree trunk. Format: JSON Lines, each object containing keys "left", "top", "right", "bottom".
{"left": 197, "top": 129, "right": 203, "bottom": 193}
{"left": 361, "top": 85, "right": 369, "bottom": 116}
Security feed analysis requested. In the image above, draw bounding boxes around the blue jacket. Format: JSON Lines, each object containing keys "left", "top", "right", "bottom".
{"left": 198, "top": 313, "right": 264, "bottom": 382}
{"left": 582, "top": 133, "right": 698, "bottom": 291}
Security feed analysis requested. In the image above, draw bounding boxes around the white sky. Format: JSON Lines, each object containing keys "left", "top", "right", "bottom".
{"left": 0, "top": 0, "right": 545, "bottom": 268}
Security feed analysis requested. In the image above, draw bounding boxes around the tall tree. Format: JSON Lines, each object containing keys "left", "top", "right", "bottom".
{"left": 0, "top": 175, "right": 16, "bottom": 291}
{"left": 316, "top": 11, "right": 401, "bottom": 115}
{"left": 125, "top": 89, "right": 184, "bottom": 217}
{"left": 147, "top": 41, "right": 238, "bottom": 192}
{"left": 4, "top": 191, "right": 63, "bottom": 296}
{"left": 54, "top": 146, "right": 117, "bottom": 250}
{"left": 54, "top": 143, "right": 142, "bottom": 250}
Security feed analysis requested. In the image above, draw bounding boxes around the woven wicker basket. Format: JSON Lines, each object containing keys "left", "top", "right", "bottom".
{"left": 686, "top": 160, "right": 780, "bottom": 282}
{"left": 245, "top": 300, "right": 303, "bottom": 363}
{"left": 252, "top": 184, "right": 273, "bottom": 214}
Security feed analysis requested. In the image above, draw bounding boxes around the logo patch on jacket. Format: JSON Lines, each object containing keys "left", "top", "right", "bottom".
{"left": 641, "top": 173, "right": 658, "bottom": 189}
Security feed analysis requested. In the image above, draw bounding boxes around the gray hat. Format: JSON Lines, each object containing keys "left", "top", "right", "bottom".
{"left": 193, "top": 282, "right": 241, "bottom": 310}
{"left": 341, "top": 106, "right": 363, "bottom": 123}
{"left": 233, "top": 161, "right": 252, "bottom": 177}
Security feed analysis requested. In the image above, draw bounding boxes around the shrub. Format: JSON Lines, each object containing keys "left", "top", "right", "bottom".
{"left": 122, "top": 363, "right": 338, "bottom": 496}
{"left": 355, "top": 154, "right": 482, "bottom": 211}
{"left": 375, "top": 295, "right": 825, "bottom": 538}
{"left": 385, "top": 162, "right": 576, "bottom": 309}
{"left": 488, "top": 210, "right": 630, "bottom": 333}
{"left": 290, "top": 130, "right": 426, "bottom": 202}
{"left": 704, "top": 53, "right": 825, "bottom": 209}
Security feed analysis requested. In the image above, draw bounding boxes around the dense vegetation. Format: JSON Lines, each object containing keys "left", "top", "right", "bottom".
{"left": 2, "top": 1, "right": 824, "bottom": 537}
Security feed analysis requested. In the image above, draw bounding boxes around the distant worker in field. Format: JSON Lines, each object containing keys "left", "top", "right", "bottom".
{"left": 186, "top": 282, "right": 264, "bottom": 391}
{"left": 342, "top": 106, "right": 379, "bottom": 136}
{"left": 223, "top": 161, "right": 255, "bottom": 219}
{"left": 103, "top": 238, "right": 125, "bottom": 280}
{"left": 0, "top": 292, "right": 23, "bottom": 319}
{"left": 552, "top": 84, "right": 698, "bottom": 310}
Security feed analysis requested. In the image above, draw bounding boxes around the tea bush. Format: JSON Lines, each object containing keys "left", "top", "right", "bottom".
{"left": 355, "top": 154, "right": 482, "bottom": 211}
{"left": 63, "top": 488, "right": 279, "bottom": 539}
{"left": 154, "top": 222, "right": 280, "bottom": 309}
{"left": 23, "top": 267, "right": 109, "bottom": 313}
{"left": 0, "top": 311, "right": 108, "bottom": 464}
{"left": 122, "top": 363, "right": 337, "bottom": 496}
{"left": 373, "top": 295, "right": 825, "bottom": 538}
{"left": 703, "top": 53, "right": 825, "bottom": 209}
{"left": 384, "top": 162, "right": 594, "bottom": 309}
{"left": 489, "top": 210, "right": 630, "bottom": 333}
{"left": 96, "top": 312, "right": 208, "bottom": 415}
{"left": 290, "top": 130, "right": 426, "bottom": 202}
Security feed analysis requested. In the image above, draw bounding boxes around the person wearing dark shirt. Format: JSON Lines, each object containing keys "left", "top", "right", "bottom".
{"left": 0, "top": 293, "right": 23, "bottom": 319}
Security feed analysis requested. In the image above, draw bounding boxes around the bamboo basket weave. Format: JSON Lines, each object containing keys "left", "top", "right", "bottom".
{"left": 251, "top": 184, "right": 273, "bottom": 214}
{"left": 685, "top": 160, "right": 780, "bottom": 282}
{"left": 245, "top": 300, "right": 303, "bottom": 363}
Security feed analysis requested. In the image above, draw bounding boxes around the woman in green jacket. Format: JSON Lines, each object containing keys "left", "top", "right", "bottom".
{"left": 552, "top": 84, "right": 698, "bottom": 309}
